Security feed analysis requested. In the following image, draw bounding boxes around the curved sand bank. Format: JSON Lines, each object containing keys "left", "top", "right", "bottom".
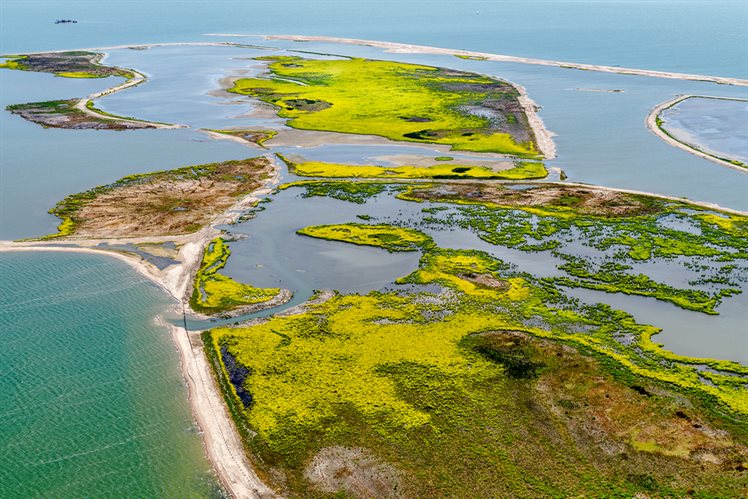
{"left": 73, "top": 67, "right": 184, "bottom": 129}
{"left": 0, "top": 160, "right": 286, "bottom": 499}
{"left": 514, "top": 82, "right": 556, "bottom": 159}
{"left": 242, "top": 35, "right": 748, "bottom": 87}
{"left": 646, "top": 95, "right": 748, "bottom": 173}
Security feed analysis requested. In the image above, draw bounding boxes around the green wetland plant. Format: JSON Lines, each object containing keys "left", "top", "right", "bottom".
{"left": 230, "top": 56, "right": 542, "bottom": 157}
{"left": 190, "top": 237, "right": 280, "bottom": 315}
{"left": 205, "top": 224, "right": 748, "bottom": 497}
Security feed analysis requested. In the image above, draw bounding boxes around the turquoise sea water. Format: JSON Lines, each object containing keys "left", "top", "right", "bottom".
{"left": 0, "top": 252, "right": 221, "bottom": 497}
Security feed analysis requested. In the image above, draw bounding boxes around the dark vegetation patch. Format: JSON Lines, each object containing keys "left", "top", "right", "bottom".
{"left": 403, "top": 182, "right": 666, "bottom": 217}
{"left": 290, "top": 181, "right": 392, "bottom": 204}
{"left": 221, "top": 345, "right": 253, "bottom": 407}
{"left": 6, "top": 99, "right": 154, "bottom": 130}
{"left": 282, "top": 98, "right": 331, "bottom": 112}
{"left": 462, "top": 330, "right": 545, "bottom": 379}
{"left": 0, "top": 51, "right": 134, "bottom": 78}
{"left": 399, "top": 115, "right": 433, "bottom": 122}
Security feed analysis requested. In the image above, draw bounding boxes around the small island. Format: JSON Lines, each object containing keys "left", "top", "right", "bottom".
{"left": 1, "top": 51, "right": 134, "bottom": 78}
{"left": 1, "top": 51, "right": 179, "bottom": 129}
{"left": 278, "top": 154, "right": 548, "bottom": 180}
{"left": 229, "top": 56, "right": 552, "bottom": 158}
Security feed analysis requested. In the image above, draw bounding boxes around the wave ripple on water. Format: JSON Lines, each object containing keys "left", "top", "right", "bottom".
{"left": 0, "top": 252, "right": 222, "bottom": 498}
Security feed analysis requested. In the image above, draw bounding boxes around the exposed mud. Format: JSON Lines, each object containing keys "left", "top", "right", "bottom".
{"left": 304, "top": 446, "right": 402, "bottom": 498}
{"left": 406, "top": 182, "right": 666, "bottom": 217}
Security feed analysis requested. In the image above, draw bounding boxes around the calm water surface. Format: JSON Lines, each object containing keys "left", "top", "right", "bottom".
{"left": 660, "top": 97, "right": 748, "bottom": 164}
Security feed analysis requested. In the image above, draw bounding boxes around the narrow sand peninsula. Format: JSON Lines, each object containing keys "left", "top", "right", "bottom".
{"left": 231, "top": 34, "right": 748, "bottom": 87}
{"left": 646, "top": 95, "right": 748, "bottom": 173}
{"left": 514, "top": 82, "right": 556, "bottom": 159}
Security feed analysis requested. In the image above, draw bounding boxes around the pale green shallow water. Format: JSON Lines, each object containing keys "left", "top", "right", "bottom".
{"left": 0, "top": 252, "right": 222, "bottom": 498}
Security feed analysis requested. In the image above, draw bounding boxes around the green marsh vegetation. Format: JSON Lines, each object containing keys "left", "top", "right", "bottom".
{"left": 229, "top": 56, "right": 541, "bottom": 157}
{"left": 278, "top": 180, "right": 394, "bottom": 204}
{"left": 191, "top": 237, "right": 282, "bottom": 315}
{"left": 206, "top": 222, "right": 748, "bottom": 497}
{"left": 397, "top": 183, "right": 747, "bottom": 315}
{"left": 277, "top": 154, "right": 548, "bottom": 180}
{"left": 297, "top": 223, "right": 432, "bottom": 252}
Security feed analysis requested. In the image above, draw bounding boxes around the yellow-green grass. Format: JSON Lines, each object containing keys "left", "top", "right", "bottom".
{"left": 0, "top": 53, "right": 134, "bottom": 79}
{"left": 0, "top": 59, "right": 27, "bottom": 71}
{"left": 190, "top": 238, "right": 280, "bottom": 314}
{"left": 297, "top": 223, "right": 433, "bottom": 252}
{"left": 206, "top": 236, "right": 748, "bottom": 496}
{"left": 280, "top": 154, "right": 547, "bottom": 180}
{"left": 55, "top": 71, "right": 106, "bottom": 78}
{"left": 230, "top": 56, "right": 539, "bottom": 156}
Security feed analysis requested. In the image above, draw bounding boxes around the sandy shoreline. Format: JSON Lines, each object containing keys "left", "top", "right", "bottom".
{"left": 0, "top": 157, "right": 286, "bottom": 499}
{"left": 166, "top": 320, "right": 277, "bottom": 498}
{"left": 514, "top": 82, "right": 556, "bottom": 159}
{"left": 646, "top": 95, "right": 748, "bottom": 173}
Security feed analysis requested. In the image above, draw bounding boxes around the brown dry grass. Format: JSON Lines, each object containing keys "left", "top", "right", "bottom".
{"left": 70, "top": 158, "right": 273, "bottom": 237}
{"left": 409, "top": 183, "right": 664, "bottom": 216}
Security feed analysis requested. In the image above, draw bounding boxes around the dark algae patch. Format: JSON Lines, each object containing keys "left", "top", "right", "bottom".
{"left": 220, "top": 346, "right": 253, "bottom": 408}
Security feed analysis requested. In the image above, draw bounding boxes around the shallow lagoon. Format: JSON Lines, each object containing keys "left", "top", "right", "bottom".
{"left": 660, "top": 97, "right": 748, "bottom": 165}
{"left": 217, "top": 185, "right": 748, "bottom": 364}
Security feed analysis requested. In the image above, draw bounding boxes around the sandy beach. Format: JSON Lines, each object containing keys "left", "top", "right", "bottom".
{"left": 0, "top": 156, "right": 286, "bottom": 499}
{"left": 514, "top": 82, "right": 556, "bottom": 159}
{"left": 242, "top": 34, "right": 748, "bottom": 87}
{"left": 646, "top": 95, "right": 748, "bottom": 173}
